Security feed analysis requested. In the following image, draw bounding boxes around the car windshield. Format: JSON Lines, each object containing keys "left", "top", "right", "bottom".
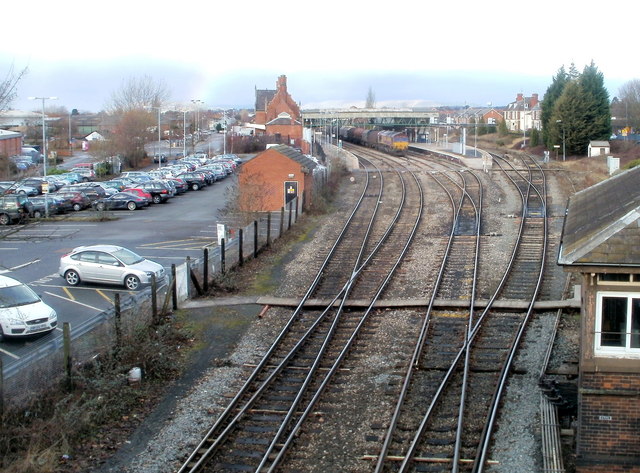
{"left": 0, "top": 284, "right": 40, "bottom": 308}
{"left": 111, "top": 248, "right": 144, "bottom": 265}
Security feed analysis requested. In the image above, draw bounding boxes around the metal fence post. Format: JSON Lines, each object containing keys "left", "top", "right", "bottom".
{"left": 151, "top": 274, "right": 158, "bottom": 325}
{"left": 254, "top": 220, "right": 258, "bottom": 259}
{"left": 279, "top": 207, "right": 284, "bottom": 238}
{"left": 239, "top": 228, "right": 244, "bottom": 266}
{"left": 221, "top": 238, "right": 226, "bottom": 274}
{"left": 63, "top": 322, "right": 73, "bottom": 390}
{"left": 171, "top": 264, "right": 178, "bottom": 310}
{"left": 203, "top": 247, "right": 209, "bottom": 292}
{"left": 267, "top": 212, "right": 272, "bottom": 247}
{"left": 288, "top": 200, "right": 292, "bottom": 230}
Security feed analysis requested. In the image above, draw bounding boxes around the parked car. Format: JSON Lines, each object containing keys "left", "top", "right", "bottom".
{"left": 0, "top": 194, "right": 34, "bottom": 225}
{"left": 64, "top": 183, "right": 108, "bottom": 202}
{"left": 153, "top": 153, "right": 167, "bottom": 163}
{"left": 0, "top": 181, "right": 38, "bottom": 196}
{"left": 177, "top": 172, "right": 207, "bottom": 191}
{"left": 136, "top": 180, "right": 173, "bottom": 203}
{"left": 54, "top": 191, "right": 92, "bottom": 211}
{"left": 122, "top": 187, "right": 152, "bottom": 203}
{"left": 0, "top": 274, "right": 57, "bottom": 340}
{"left": 70, "top": 167, "right": 96, "bottom": 181}
{"left": 92, "top": 192, "right": 149, "bottom": 211}
{"left": 30, "top": 195, "right": 73, "bottom": 215}
{"left": 59, "top": 245, "right": 166, "bottom": 290}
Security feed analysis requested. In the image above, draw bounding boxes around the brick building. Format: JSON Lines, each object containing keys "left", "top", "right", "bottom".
{"left": 254, "top": 75, "right": 306, "bottom": 153}
{"left": 0, "top": 129, "right": 22, "bottom": 157}
{"left": 558, "top": 166, "right": 640, "bottom": 472}
{"left": 238, "top": 144, "right": 317, "bottom": 212}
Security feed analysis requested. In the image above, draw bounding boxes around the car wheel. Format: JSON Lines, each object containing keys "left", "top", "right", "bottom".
{"left": 152, "top": 195, "right": 161, "bottom": 204}
{"left": 33, "top": 210, "right": 42, "bottom": 218}
{"left": 18, "top": 190, "right": 26, "bottom": 194}
{"left": 124, "top": 274, "right": 140, "bottom": 290}
{"left": 127, "top": 201, "right": 137, "bottom": 211}
{"left": 191, "top": 183, "right": 200, "bottom": 191}
{"left": 64, "top": 269, "right": 81, "bottom": 286}
{"left": 96, "top": 202, "right": 105, "bottom": 211}
{"left": 0, "top": 213, "right": 10, "bottom": 225}
{"left": 73, "top": 203, "right": 81, "bottom": 211}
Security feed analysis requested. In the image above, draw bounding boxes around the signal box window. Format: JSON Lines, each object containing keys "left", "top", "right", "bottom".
{"left": 595, "top": 292, "right": 640, "bottom": 357}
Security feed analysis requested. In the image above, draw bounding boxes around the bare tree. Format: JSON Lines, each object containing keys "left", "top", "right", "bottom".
{"left": 0, "top": 63, "right": 28, "bottom": 112}
{"left": 105, "top": 75, "right": 170, "bottom": 113}
{"left": 365, "top": 86, "right": 376, "bottom": 109}
{"left": 617, "top": 79, "right": 640, "bottom": 131}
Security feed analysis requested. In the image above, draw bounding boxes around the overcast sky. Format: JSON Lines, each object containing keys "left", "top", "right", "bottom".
{"left": 1, "top": 0, "right": 633, "bottom": 114}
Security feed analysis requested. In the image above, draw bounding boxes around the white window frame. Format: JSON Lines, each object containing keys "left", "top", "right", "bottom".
{"left": 595, "top": 291, "right": 640, "bottom": 358}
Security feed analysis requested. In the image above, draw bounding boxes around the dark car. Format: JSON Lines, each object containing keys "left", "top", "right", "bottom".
{"left": 177, "top": 172, "right": 207, "bottom": 191}
{"left": 93, "top": 192, "right": 149, "bottom": 211}
{"left": 0, "top": 194, "right": 34, "bottom": 225}
{"left": 29, "top": 195, "right": 66, "bottom": 217}
{"left": 137, "top": 180, "right": 173, "bottom": 203}
{"left": 64, "top": 183, "right": 108, "bottom": 202}
{"left": 166, "top": 177, "right": 187, "bottom": 194}
{"left": 54, "top": 191, "right": 92, "bottom": 211}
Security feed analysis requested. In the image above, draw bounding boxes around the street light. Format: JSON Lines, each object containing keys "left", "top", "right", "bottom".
{"left": 191, "top": 99, "right": 203, "bottom": 147}
{"left": 146, "top": 105, "right": 163, "bottom": 168}
{"left": 556, "top": 119, "right": 566, "bottom": 161}
{"left": 28, "top": 96, "right": 57, "bottom": 218}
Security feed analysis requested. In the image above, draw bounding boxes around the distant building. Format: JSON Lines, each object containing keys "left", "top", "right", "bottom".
{"left": 503, "top": 93, "right": 541, "bottom": 132}
{"left": 588, "top": 141, "right": 610, "bottom": 157}
{"left": 558, "top": 166, "right": 640, "bottom": 473}
{"left": 0, "top": 129, "right": 22, "bottom": 157}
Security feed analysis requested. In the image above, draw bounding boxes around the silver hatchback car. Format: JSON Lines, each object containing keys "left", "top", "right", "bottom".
{"left": 59, "top": 245, "right": 165, "bottom": 290}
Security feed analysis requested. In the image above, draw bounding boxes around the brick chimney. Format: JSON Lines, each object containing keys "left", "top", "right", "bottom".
{"left": 530, "top": 93, "right": 539, "bottom": 107}
{"left": 516, "top": 93, "right": 523, "bottom": 102}
{"left": 277, "top": 75, "right": 287, "bottom": 93}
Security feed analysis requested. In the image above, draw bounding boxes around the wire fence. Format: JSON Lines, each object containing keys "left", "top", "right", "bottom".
{"left": 0, "top": 197, "right": 302, "bottom": 411}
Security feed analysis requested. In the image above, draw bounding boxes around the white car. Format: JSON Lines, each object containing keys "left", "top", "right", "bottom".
{"left": 0, "top": 275, "right": 57, "bottom": 340}
{"left": 59, "top": 245, "right": 165, "bottom": 291}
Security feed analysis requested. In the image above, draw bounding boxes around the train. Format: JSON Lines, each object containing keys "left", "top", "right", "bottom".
{"left": 338, "top": 126, "right": 409, "bottom": 155}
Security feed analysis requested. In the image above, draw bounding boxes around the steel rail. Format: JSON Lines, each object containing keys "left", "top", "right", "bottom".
{"left": 261, "top": 161, "right": 424, "bottom": 472}
{"left": 393, "top": 154, "right": 539, "bottom": 473}
{"left": 374, "top": 162, "right": 477, "bottom": 473}
{"left": 472, "top": 154, "right": 548, "bottom": 473}
{"left": 177, "top": 160, "right": 382, "bottom": 473}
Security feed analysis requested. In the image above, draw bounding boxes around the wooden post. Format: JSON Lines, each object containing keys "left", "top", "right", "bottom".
{"left": 295, "top": 196, "right": 299, "bottom": 222}
{"left": 63, "top": 322, "right": 72, "bottom": 390}
{"left": 171, "top": 264, "right": 178, "bottom": 310}
{"left": 238, "top": 228, "right": 244, "bottom": 266}
{"left": 203, "top": 247, "right": 209, "bottom": 293}
{"left": 114, "top": 294, "right": 122, "bottom": 361}
{"left": 267, "top": 212, "right": 272, "bottom": 247}
{"left": 221, "top": 238, "right": 226, "bottom": 274}
{"left": 253, "top": 220, "right": 258, "bottom": 259}
{"left": 287, "top": 200, "right": 292, "bottom": 229}
{"left": 151, "top": 274, "right": 158, "bottom": 325}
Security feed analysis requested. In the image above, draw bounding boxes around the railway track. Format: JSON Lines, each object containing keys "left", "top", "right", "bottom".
{"left": 178, "top": 151, "right": 424, "bottom": 472}
{"left": 175, "top": 146, "right": 551, "bottom": 473}
{"left": 371, "top": 152, "right": 548, "bottom": 473}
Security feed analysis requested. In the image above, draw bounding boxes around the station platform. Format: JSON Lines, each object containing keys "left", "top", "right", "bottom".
{"left": 409, "top": 143, "right": 492, "bottom": 170}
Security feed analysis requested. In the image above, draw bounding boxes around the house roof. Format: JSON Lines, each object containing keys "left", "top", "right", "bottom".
{"left": 0, "top": 129, "right": 21, "bottom": 139}
{"left": 558, "top": 165, "right": 640, "bottom": 267}
{"left": 267, "top": 144, "right": 317, "bottom": 171}
{"left": 255, "top": 88, "right": 276, "bottom": 111}
{"left": 589, "top": 141, "right": 610, "bottom": 147}
{"left": 266, "top": 112, "right": 301, "bottom": 126}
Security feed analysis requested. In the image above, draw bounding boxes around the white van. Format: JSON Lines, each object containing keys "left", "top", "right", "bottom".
{"left": 0, "top": 275, "right": 57, "bottom": 339}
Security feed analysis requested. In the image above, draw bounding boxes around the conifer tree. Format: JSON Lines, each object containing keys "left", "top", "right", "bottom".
{"left": 541, "top": 66, "right": 569, "bottom": 148}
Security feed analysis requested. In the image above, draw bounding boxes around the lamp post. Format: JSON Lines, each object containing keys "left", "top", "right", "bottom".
{"left": 182, "top": 110, "right": 187, "bottom": 158}
{"left": 28, "top": 96, "right": 57, "bottom": 218}
{"left": 556, "top": 119, "right": 566, "bottom": 161}
{"left": 191, "top": 99, "right": 203, "bottom": 148}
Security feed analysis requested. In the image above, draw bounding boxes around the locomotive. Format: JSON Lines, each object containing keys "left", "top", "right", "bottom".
{"left": 338, "top": 126, "right": 408, "bottom": 155}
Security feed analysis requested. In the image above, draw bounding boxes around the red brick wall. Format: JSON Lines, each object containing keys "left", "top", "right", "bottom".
{"left": 238, "top": 148, "right": 309, "bottom": 211}
{"left": 0, "top": 135, "right": 22, "bottom": 157}
{"left": 576, "top": 371, "right": 640, "bottom": 472}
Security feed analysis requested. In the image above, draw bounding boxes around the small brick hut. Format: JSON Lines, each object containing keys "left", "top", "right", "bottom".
{"left": 238, "top": 144, "right": 317, "bottom": 212}
{"left": 558, "top": 165, "right": 640, "bottom": 472}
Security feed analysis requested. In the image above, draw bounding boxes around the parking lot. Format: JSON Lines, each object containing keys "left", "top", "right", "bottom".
{"left": 0, "top": 161, "right": 237, "bottom": 369}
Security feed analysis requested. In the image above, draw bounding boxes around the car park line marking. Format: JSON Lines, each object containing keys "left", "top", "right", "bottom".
{"left": 8, "top": 259, "right": 41, "bottom": 271}
{"left": 0, "top": 347, "right": 20, "bottom": 359}
{"left": 62, "top": 287, "right": 75, "bottom": 301}
{"left": 45, "top": 291, "right": 103, "bottom": 311}
{"left": 96, "top": 290, "right": 113, "bottom": 304}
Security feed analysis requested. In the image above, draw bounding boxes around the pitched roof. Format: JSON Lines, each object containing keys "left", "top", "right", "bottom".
{"left": 255, "top": 89, "right": 276, "bottom": 111}
{"left": 267, "top": 144, "right": 317, "bottom": 171}
{"left": 558, "top": 166, "right": 640, "bottom": 266}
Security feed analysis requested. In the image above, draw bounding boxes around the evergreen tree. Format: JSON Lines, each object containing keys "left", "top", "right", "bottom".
{"left": 551, "top": 81, "right": 591, "bottom": 156}
{"left": 498, "top": 118, "right": 509, "bottom": 136}
{"left": 529, "top": 127, "right": 540, "bottom": 147}
{"left": 579, "top": 61, "right": 611, "bottom": 143}
{"left": 541, "top": 66, "right": 569, "bottom": 148}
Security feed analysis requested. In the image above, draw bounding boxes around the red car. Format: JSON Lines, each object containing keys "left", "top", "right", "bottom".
{"left": 123, "top": 188, "right": 153, "bottom": 204}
